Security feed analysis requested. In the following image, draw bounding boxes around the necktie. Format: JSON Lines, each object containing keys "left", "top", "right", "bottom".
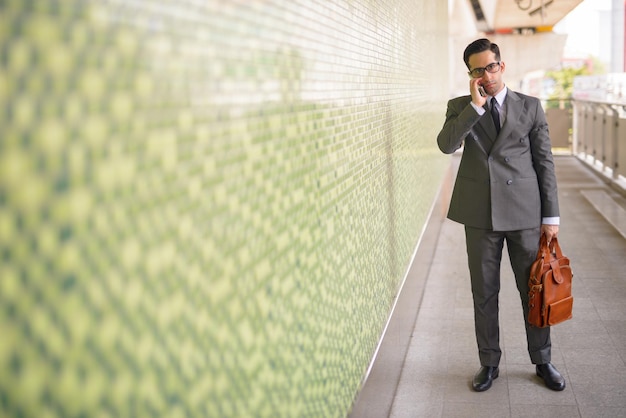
{"left": 490, "top": 97, "right": 500, "bottom": 135}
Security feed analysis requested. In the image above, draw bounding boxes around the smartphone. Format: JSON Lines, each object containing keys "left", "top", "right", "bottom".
{"left": 478, "top": 86, "right": 486, "bottom": 97}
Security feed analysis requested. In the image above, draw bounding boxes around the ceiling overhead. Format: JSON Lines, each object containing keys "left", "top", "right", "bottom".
{"left": 469, "top": 0, "right": 585, "bottom": 33}
{"left": 448, "top": 0, "right": 585, "bottom": 97}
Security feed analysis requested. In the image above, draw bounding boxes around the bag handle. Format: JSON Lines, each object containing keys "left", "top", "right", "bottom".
{"left": 538, "top": 234, "right": 562, "bottom": 260}
{"left": 548, "top": 236, "right": 564, "bottom": 259}
{"left": 538, "top": 233, "right": 549, "bottom": 259}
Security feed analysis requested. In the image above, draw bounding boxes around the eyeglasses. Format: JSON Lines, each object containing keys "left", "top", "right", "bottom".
{"left": 468, "top": 62, "right": 501, "bottom": 78}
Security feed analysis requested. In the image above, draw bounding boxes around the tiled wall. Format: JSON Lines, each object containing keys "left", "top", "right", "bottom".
{"left": 0, "top": 1, "right": 448, "bottom": 416}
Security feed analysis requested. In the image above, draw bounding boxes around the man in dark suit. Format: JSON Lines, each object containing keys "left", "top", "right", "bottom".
{"left": 437, "top": 38, "right": 565, "bottom": 392}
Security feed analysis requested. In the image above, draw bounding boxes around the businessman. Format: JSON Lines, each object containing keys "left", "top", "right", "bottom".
{"left": 436, "top": 38, "right": 565, "bottom": 392}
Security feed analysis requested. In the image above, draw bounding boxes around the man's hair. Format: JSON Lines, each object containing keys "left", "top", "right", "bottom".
{"left": 463, "top": 38, "right": 501, "bottom": 68}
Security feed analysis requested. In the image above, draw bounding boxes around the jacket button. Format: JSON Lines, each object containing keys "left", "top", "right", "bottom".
{"left": 505, "top": 157, "right": 510, "bottom": 162}
{"left": 506, "top": 179, "right": 513, "bottom": 185}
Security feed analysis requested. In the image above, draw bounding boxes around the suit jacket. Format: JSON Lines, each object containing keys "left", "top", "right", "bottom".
{"left": 437, "top": 89, "right": 559, "bottom": 231}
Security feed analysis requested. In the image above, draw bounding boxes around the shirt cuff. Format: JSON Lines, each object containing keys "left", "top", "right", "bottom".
{"left": 542, "top": 217, "right": 560, "bottom": 225}
{"left": 471, "top": 102, "right": 486, "bottom": 115}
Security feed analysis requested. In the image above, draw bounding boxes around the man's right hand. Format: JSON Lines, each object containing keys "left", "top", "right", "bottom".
{"left": 470, "top": 78, "right": 487, "bottom": 107}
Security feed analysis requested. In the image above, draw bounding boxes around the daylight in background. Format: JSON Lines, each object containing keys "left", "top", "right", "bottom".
{"left": 553, "top": 0, "right": 616, "bottom": 70}
{"left": 520, "top": 0, "right": 625, "bottom": 103}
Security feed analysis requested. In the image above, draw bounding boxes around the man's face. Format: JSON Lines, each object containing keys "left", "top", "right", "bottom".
{"left": 468, "top": 50, "right": 505, "bottom": 97}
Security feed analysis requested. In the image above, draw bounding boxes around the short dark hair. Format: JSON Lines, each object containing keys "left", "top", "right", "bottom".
{"left": 463, "top": 38, "right": 501, "bottom": 68}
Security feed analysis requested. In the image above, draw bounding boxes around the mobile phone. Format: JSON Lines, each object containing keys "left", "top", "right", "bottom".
{"left": 478, "top": 86, "right": 486, "bottom": 97}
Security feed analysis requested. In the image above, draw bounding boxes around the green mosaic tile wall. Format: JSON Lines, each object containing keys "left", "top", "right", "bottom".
{"left": 0, "top": 1, "right": 448, "bottom": 416}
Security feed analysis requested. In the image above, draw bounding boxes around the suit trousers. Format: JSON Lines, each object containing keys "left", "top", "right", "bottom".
{"left": 464, "top": 226, "right": 551, "bottom": 367}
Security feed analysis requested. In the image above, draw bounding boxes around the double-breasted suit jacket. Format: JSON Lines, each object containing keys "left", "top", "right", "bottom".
{"left": 437, "top": 89, "right": 559, "bottom": 231}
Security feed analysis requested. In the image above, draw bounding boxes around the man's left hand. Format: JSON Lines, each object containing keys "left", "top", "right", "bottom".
{"left": 541, "top": 224, "right": 559, "bottom": 243}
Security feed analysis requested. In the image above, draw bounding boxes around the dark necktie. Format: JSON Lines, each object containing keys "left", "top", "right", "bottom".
{"left": 490, "top": 97, "right": 500, "bottom": 135}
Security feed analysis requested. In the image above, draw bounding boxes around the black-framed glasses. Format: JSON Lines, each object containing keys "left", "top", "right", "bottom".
{"left": 468, "top": 62, "right": 501, "bottom": 78}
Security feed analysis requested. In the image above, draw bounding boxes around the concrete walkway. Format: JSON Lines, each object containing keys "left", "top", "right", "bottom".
{"left": 353, "top": 155, "right": 626, "bottom": 418}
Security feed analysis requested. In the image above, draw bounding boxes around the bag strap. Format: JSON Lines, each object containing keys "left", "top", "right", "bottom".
{"left": 550, "top": 259, "right": 564, "bottom": 283}
{"left": 538, "top": 234, "right": 549, "bottom": 261}
{"left": 547, "top": 236, "right": 565, "bottom": 284}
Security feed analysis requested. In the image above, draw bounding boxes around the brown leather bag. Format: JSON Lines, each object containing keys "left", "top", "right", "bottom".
{"left": 528, "top": 235, "right": 573, "bottom": 328}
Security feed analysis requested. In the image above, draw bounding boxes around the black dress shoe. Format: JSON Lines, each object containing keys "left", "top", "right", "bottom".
{"left": 472, "top": 366, "right": 499, "bottom": 392}
{"left": 536, "top": 363, "right": 566, "bottom": 391}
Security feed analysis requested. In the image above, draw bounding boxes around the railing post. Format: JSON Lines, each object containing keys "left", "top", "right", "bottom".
{"left": 571, "top": 101, "right": 579, "bottom": 155}
{"left": 588, "top": 103, "right": 605, "bottom": 171}
{"left": 607, "top": 105, "right": 620, "bottom": 180}
{"left": 616, "top": 105, "right": 626, "bottom": 182}
{"left": 583, "top": 103, "right": 592, "bottom": 158}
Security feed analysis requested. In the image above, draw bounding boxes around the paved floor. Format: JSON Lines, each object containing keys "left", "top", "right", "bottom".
{"left": 386, "top": 156, "right": 626, "bottom": 417}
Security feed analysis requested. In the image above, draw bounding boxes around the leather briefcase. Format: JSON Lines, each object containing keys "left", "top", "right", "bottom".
{"left": 528, "top": 235, "right": 573, "bottom": 328}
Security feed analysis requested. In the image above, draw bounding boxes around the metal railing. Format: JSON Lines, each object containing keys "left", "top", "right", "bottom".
{"left": 571, "top": 74, "right": 626, "bottom": 192}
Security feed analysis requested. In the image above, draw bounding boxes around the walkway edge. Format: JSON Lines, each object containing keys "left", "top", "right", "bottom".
{"left": 581, "top": 189, "right": 626, "bottom": 239}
